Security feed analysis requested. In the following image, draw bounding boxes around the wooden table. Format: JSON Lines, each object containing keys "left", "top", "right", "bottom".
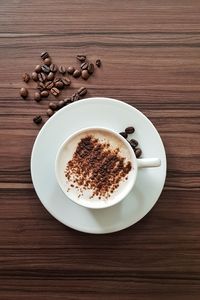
{"left": 0, "top": 1, "right": 200, "bottom": 299}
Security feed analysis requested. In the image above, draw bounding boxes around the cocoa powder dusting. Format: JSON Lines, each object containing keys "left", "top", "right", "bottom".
{"left": 65, "top": 135, "right": 132, "bottom": 198}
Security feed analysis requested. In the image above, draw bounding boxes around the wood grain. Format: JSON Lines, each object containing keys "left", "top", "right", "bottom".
{"left": 0, "top": 0, "right": 200, "bottom": 299}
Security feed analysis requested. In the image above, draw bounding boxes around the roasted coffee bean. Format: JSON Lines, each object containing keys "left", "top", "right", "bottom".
{"left": 63, "top": 97, "right": 72, "bottom": 105}
{"left": 41, "top": 90, "right": 49, "bottom": 98}
{"left": 96, "top": 59, "right": 101, "bottom": 67}
{"left": 55, "top": 80, "right": 64, "bottom": 89}
{"left": 81, "top": 69, "right": 90, "bottom": 80}
{"left": 134, "top": 148, "right": 142, "bottom": 158}
{"left": 34, "top": 92, "right": 41, "bottom": 102}
{"left": 74, "top": 93, "right": 80, "bottom": 101}
{"left": 73, "top": 69, "right": 81, "bottom": 78}
{"left": 22, "top": 73, "right": 30, "bottom": 83}
{"left": 119, "top": 132, "right": 128, "bottom": 139}
{"left": 62, "top": 77, "right": 71, "bottom": 86}
{"left": 37, "top": 82, "right": 45, "bottom": 91}
{"left": 76, "top": 55, "right": 86, "bottom": 62}
{"left": 70, "top": 94, "right": 75, "bottom": 102}
{"left": 46, "top": 108, "right": 54, "bottom": 117}
{"left": 41, "top": 51, "right": 49, "bottom": 60}
{"left": 41, "top": 65, "right": 50, "bottom": 74}
{"left": 20, "top": 87, "right": 28, "bottom": 99}
{"left": 47, "top": 72, "right": 54, "bottom": 81}
{"left": 38, "top": 72, "right": 46, "bottom": 82}
{"left": 35, "top": 64, "right": 42, "bottom": 73}
{"left": 57, "top": 100, "right": 65, "bottom": 109}
{"left": 33, "top": 115, "right": 42, "bottom": 124}
{"left": 67, "top": 66, "right": 75, "bottom": 74}
{"left": 71, "top": 93, "right": 80, "bottom": 101}
{"left": 125, "top": 126, "right": 135, "bottom": 134}
{"left": 71, "top": 94, "right": 75, "bottom": 102}
{"left": 50, "top": 87, "right": 60, "bottom": 96}
{"left": 50, "top": 64, "right": 58, "bottom": 73}
{"left": 49, "top": 102, "right": 57, "bottom": 110}
{"left": 76, "top": 93, "right": 81, "bottom": 101}
{"left": 44, "top": 57, "right": 51, "bottom": 66}
{"left": 88, "top": 63, "right": 94, "bottom": 74}
{"left": 58, "top": 65, "right": 66, "bottom": 74}
{"left": 31, "top": 71, "right": 38, "bottom": 81}
{"left": 77, "top": 87, "right": 87, "bottom": 96}
{"left": 81, "top": 62, "right": 88, "bottom": 70}
{"left": 45, "top": 81, "right": 54, "bottom": 90}
{"left": 129, "top": 139, "right": 138, "bottom": 148}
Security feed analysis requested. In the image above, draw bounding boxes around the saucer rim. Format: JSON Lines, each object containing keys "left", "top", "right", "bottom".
{"left": 31, "top": 97, "right": 167, "bottom": 234}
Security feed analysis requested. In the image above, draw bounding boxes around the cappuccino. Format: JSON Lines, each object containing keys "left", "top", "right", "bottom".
{"left": 62, "top": 128, "right": 134, "bottom": 202}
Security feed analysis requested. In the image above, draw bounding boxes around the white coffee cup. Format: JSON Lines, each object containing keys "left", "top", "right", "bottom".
{"left": 55, "top": 127, "right": 161, "bottom": 209}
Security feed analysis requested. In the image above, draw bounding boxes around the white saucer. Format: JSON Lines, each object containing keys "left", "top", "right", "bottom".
{"left": 31, "top": 98, "right": 167, "bottom": 234}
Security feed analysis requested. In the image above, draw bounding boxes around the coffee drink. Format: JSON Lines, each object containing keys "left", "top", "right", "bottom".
{"left": 58, "top": 128, "right": 134, "bottom": 202}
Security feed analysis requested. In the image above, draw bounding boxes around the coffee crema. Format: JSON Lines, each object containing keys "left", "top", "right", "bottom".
{"left": 64, "top": 130, "right": 132, "bottom": 199}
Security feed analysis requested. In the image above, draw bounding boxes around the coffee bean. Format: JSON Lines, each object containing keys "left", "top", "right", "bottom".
{"left": 74, "top": 93, "right": 80, "bottom": 100}
{"left": 57, "top": 100, "right": 65, "bottom": 109}
{"left": 76, "top": 55, "right": 86, "bottom": 62}
{"left": 71, "top": 93, "right": 80, "bottom": 101}
{"left": 88, "top": 63, "right": 94, "bottom": 74}
{"left": 46, "top": 108, "right": 54, "bottom": 117}
{"left": 50, "top": 64, "right": 58, "bottom": 73}
{"left": 96, "top": 59, "right": 101, "bottom": 67}
{"left": 81, "top": 62, "right": 88, "bottom": 70}
{"left": 55, "top": 80, "right": 64, "bottom": 89}
{"left": 77, "top": 87, "right": 87, "bottom": 96}
{"left": 41, "top": 65, "right": 50, "bottom": 74}
{"left": 67, "top": 66, "right": 75, "bottom": 74}
{"left": 45, "top": 81, "right": 54, "bottom": 90}
{"left": 58, "top": 65, "right": 66, "bottom": 74}
{"left": 38, "top": 72, "right": 46, "bottom": 82}
{"left": 47, "top": 72, "right": 54, "bottom": 81}
{"left": 31, "top": 71, "right": 38, "bottom": 81}
{"left": 63, "top": 97, "right": 72, "bottom": 105}
{"left": 33, "top": 115, "right": 42, "bottom": 124}
{"left": 119, "top": 132, "right": 128, "bottom": 139}
{"left": 41, "top": 51, "right": 49, "bottom": 60}
{"left": 129, "top": 139, "right": 138, "bottom": 148}
{"left": 70, "top": 95, "right": 75, "bottom": 102}
{"left": 37, "top": 82, "right": 45, "bottom": 91}
{"left": 62, "top": 77, "right": 71, "bottom": 86}
{"left": 35, "top": 64, "right": 42, "bottom": 73}
{"left": 34, "top": 92, "right": 41, "bottom": 102}
{"left": 49, "top": 102, "right": 57, "bottom": 110}
{"left": 41, "top": 90, "right": 49, "bottom": 98}
{"left": 134, "top": 148, "right": 142, "bottom": 158}
{"left": 20, "top": 87, "right": 28, "bottom": 99}
{"left": 44, "top": 57, "right": 51, "bottom": 66}
{"left": 54, "top": 78, "right": 60, "bottom": 83}
{"left": 50, "top": 87, "right": 60, "bottom": 96}
{"left": 125, "top": 126, "right": 135, "bottom": 134}
{"left": 81, "top": 69, "right": 90, "bottom": 80}
{"left": 73, "top": 69, "right": 81, "bottom": 78}
{"left": 22, "top": 73, "right": 30, "bottom": 83}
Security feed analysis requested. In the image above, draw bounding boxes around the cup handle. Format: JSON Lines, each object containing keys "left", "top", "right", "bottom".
{"left": 137, "top": 158, "right": 161, "bottom": 168}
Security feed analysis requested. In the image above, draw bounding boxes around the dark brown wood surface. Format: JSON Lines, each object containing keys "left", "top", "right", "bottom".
{"left": 0, "top": 0, "right": 200, "bottom": 299}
